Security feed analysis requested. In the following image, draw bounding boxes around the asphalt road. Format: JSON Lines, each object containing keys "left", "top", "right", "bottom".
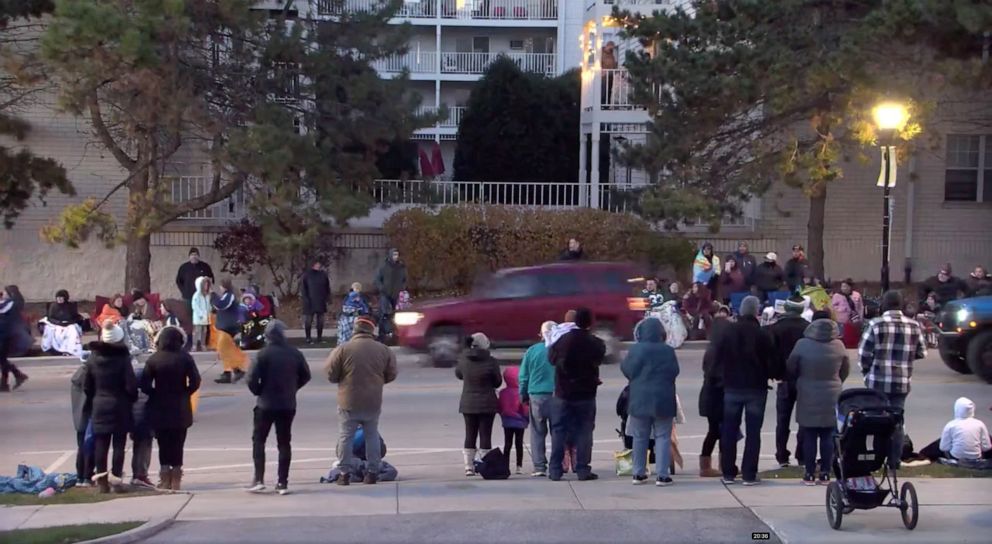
{"left": 2, "top": 348, "right": 988, "bottom": 487}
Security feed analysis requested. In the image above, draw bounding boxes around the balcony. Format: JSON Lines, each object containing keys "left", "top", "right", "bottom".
{"left": 170, "top": 176, "right": 249, "bottom": 221}
{"left": 440, "top": 51, "right": 555, "bottom": 75}
{"left": 317, "top": 0, "right": 559, "bottom": 21}
{"left": 372, "top": 51, "right": 437, "bottom": 73}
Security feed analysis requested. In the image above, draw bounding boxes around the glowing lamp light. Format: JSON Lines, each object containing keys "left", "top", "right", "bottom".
{"left": 872, "top": 102, "right": 909, "bottom": 131}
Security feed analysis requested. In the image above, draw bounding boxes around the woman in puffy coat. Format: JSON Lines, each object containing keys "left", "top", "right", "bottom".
{"left": 85, "top": 322, "right": 138, "bottom": 493}
{"left": 621, "top": 318, "right": 680, "bottom": 486}
{"left": 140, "top": 327, "right": 201, "bottom": 491}
{"left": 456, "top": 333, "right": 502, "bottom": 476}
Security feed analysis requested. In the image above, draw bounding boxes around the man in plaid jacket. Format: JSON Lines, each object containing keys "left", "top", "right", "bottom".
{"left": 858, "top": 291, "right": 927, "bottom": 468}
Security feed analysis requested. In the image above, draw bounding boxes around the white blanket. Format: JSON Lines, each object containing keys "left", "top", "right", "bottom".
{"left": 39, "top": 319, "right": 83, "bottom": 358}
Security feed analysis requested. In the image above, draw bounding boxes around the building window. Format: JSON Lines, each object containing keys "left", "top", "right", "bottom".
{"left": 944, "top": 134, "right": 992, "bottom": 202}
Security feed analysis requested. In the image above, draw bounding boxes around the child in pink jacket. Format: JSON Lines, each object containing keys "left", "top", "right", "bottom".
{"left": 498, "top": 367, "right": 529, "bottom": 475}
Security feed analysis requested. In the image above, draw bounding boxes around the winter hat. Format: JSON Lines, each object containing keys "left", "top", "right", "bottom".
{"left": 351, "top": 282, "right": 363, "bottom": 292}
{"left": 783, "top": 299, "right": 805, "bottom": 315}
{"left": 765, "top": 252, "right": 778, "bottom": 262}
{"left": 740, "top": 295, "right": 762, "bottom": 318}
{"left": 189, "top": 247, "right": 199, "bottom": 256}
{"left": 355, "top": 317, "right": 377, "bottom": 335}
{"left": 881, "top": 290, "right": 904, "bottom": 313}
{"left": 55, "top": 289, "right": 70, "bottom": 301}
{"left": 470, "top": 332, "right": 491, "bottom": 351}
{"left": 101, "top": 321, "right": 125, "bottom": 344}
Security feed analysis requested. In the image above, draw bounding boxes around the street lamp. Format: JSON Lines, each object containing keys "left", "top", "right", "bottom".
{"left": 872, "top": 101, "right": 909, "bottom": 293}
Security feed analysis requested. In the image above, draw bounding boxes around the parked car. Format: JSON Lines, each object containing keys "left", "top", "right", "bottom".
{"left": 393, "top": 262, "right": 646, "bottom": 367}
{"left": 937, "top": 295, "right": 992, "bottom": 383}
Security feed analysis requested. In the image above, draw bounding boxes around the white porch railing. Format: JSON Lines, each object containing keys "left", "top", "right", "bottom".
{"left": 413, "top": 105, "right": 467, "bottom": 128}
{"left": 318, "top": 0, "right": 559, "bottom": 20}
{"left": 373, "top": 50, "right": 437, "bottom": 73}
{"left": 170, "top": 176, "right": 249, "bottom": 221}
{"left": 440, "top": 0, "right": 559, "bottom": 20}
{"left": 440, "top": 52, "right": 555, "bottom": 75}
{"left": 600, "top": 69, "right": 638, "bottom": 110}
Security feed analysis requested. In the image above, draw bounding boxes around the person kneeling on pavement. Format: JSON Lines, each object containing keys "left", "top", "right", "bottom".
{"left": 326, "top": 317, "right": 397, "bottom": 486}
{"left": 320, "top": 426, "right": 398, "bottom": 484}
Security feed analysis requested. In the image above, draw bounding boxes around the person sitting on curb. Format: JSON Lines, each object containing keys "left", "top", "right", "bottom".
{"left": 918, "top": 397, "right": 992, "bottom": 466}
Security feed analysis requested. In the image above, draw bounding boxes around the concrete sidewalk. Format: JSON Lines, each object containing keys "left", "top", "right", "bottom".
{"left": 3, "top": 477, "right": 987, "bottom": 543}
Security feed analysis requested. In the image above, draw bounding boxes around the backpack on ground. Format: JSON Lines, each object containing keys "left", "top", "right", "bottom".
{"left": 474, "top": 448, "right": 511, "bottom": 480}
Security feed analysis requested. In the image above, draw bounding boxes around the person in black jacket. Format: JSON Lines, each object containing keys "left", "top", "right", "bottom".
{"left": 140, "top": 326, "right": 201, "bottom": 491}
{"left": 374, "top": 249, "right": 407, "bottom": 340}
{"left": 175, "top": 247, "right": 214, "bottom": 311}
{"left": 456, "top": 333, "right": 502, "bottom": 477}
{"left": 784, "top": 245, "right": 810, "bottom": 293}
{"left": 300, "top": 261, "right": 331, "bottom": 344}
{"left": 85, "top": 322, "right": 138, "bottom": 493}
{"left": 920, "top": 264, "right": 969, "bottom": 310}
{"left": 0, "top": 285, "right": 29, "bottom": 391}
{"left": 246, "top": 320, "right": 311, "bottom": 495}
{"left": 712, "top": 296, "right": 775, "bottom": 485}
{"left": 698, "top": 305, "right": 732, "bottom": 477}
{"left": 70, "top": 364, "right": 93, "bottom": 486}
{"left": 753, "top": 253, "right": 786, "bottom": 300}
{"left": 766, "top": 299, "right": 810, "bottom": 468}
{"left": 559, "top": 238, "right": 585, "bottom": 261}
{"left": 547, "top": 308, "right": 606, "bottom": 482}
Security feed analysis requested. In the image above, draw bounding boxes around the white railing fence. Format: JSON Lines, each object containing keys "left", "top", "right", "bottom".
{"left": 440, "top": 52, "right": 554, "bottom": 75}
{"left": 373, "top": 50, "right": 437, "bottom": 73}
{"left": 317, "top": 0, "right": 559, "bottom": 20}
{"left": 169, "top": 176, "right": 249, "bottom": 221}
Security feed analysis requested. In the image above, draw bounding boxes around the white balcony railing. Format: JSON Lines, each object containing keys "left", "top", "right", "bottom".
{"left": 318, "top": 0, "right": 559, "bottom": 20}
{"left": 601, "top": 69, "right": 638, "bottom": 110}
{"left": 441, "top": 105, "right": 466, "bottom": 128}
{"left": 440, "top": 0, "right": 558, "bottom": 20}
{"left": 170, "top": 176, "right": 249, "bottom": 221}
{"left": 373, "top": 50, "right": 437, "bottom": 73}
{"left": 440, "top": 52, "right": 555, "bottom": 75}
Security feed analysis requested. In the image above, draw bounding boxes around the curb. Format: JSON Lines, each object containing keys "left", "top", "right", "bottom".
{"left": 81, "top": 516, "right": 173, "bottom": 544}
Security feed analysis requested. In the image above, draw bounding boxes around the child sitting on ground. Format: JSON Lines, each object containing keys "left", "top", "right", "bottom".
{"left": 919, "top": 397, "right": 992, "bottom": 466}
{"left": 498, "top": 367, "right": 528, "bottom": 475}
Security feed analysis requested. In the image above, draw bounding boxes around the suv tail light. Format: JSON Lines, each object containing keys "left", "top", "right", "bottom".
{"left": 627, "top": 297, "right": 647, "bottom": 312}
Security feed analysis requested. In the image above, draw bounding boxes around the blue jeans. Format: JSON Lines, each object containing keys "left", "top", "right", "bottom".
{"left": 886, "top": 392, "right": 908, "bottom": 469}
{"left": 528, "top": 394, "right": 553, "bottom": 472}
{"left": 721, "top": 389, "right": 768, "bottom": 481}
{"left": 628, "top": 415, "right": 674, "bottom": 479}
{"left": 549, "top": 397, "right": 596, "bottom": 479}
{"left": 801, "top": 426, "right": 835, "bottom": 477}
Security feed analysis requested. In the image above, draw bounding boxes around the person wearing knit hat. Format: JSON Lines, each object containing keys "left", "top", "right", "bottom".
{"left": 753, "top": 254, "right": 786, "bottom": 302}
{"left": 767, "top": 295, "right": 812, "bottom": 468}
{"left": 325, "top": 311, "right": 397, "bottom": 486}
{"left": 711, "top": 295, "right": 775, "bottom": 485}
{"left": 86, "top": 320, "right": 138, "bottom": 493}
{"left": 175, "top": 246, "right": 215, "bottom": 326}
{"left": 456, "top": 331, "right": 501, "bottom": 476}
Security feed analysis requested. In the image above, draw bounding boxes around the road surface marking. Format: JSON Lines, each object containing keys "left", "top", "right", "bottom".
{"left": 44, "top": 451, "right": 74, "bottom": 474}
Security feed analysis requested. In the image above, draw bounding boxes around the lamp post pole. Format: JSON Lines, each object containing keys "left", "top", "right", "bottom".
{"left": 881, "top": 146, "right": 892, "bottom": 293}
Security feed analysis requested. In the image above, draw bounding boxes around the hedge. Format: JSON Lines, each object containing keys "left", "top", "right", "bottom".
{"left": 383, "top": 206, "right": 697, "bottom": 293}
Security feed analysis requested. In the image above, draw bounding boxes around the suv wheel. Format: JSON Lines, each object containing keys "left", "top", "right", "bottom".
{"left": 938, "top": 338, "right": 971, "bottom": 375}
{"left": 428, "top": 326, "right": 463, "bottom": 368}
{"left": 594, "top": 325, "right": 621, "bottom": 365}
{"left": 965, "top": 330, "right": 992, "bottom": 384}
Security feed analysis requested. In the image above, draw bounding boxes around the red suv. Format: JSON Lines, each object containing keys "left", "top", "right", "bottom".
{"left": 393, "top": 261, "right": 646, "bottom": 366}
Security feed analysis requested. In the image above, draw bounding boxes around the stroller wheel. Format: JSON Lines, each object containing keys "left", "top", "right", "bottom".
{"left": 900, "top": 482, "right": 919, "bottom": 530}
{"left": 826, "top": 481, "right": 844, "bottom": 530}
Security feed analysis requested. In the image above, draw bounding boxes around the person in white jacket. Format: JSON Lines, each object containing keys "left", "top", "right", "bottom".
{"left": 191, "top": 276, "right": 213, "bottom": 351}
{"left": 920, "top": 397, "right": 992, "bottom": 463}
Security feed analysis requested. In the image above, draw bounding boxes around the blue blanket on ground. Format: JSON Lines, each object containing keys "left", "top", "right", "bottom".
{"left": 0, "top": 465, "right": 78, "bottom": 494}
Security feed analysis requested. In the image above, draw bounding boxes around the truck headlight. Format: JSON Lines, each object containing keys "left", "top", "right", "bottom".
{"left": 394, "top": 312, "right": 424, "bottom": 327}
{"left": 955, "top": 308, "right": 970, "bottom": 324}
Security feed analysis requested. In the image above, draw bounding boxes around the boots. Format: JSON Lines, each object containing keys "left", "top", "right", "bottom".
{"left": 215, "top": 371, "right": 232, "bottom": 384}
{"left": 462, "top": 449, "right": 477, "bottom": 476}
{"left": 170, "top": 466, "right": 183, "bottom": 491}
{"left": 158, "top": 466, "right": 173, "bottom": 490}
{"left": 12, "top": 372, "right": 27, "bottom": 390}
{"left": 96, "top": 475, "right": 111, "bottom": 494}
{"left": 699, "top": 456, "right": 720, "bottom": 477}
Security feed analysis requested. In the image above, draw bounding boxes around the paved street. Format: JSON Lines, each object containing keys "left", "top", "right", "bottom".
{"left": 1, "top": 348, "right": 990, "bottom": 543}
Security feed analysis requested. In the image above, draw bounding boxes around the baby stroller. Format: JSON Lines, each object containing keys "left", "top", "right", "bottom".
{"left": 826, "top": 388, "right": 919, "bottom": 531}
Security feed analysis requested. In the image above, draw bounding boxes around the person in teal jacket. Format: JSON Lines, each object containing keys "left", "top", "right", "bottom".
{"left": 519, "top": 321, "right": 557, "bottom": 477}
{"left": 621, "top": 318, "right": 680, "bottom": 487}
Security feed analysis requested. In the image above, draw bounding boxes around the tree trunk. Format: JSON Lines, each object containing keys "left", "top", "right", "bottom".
{"left": 125, "top": 232, "right": 152, "bottom": 294}
{"left": 807, "top": 183, "right": 827, "bottom": 281}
